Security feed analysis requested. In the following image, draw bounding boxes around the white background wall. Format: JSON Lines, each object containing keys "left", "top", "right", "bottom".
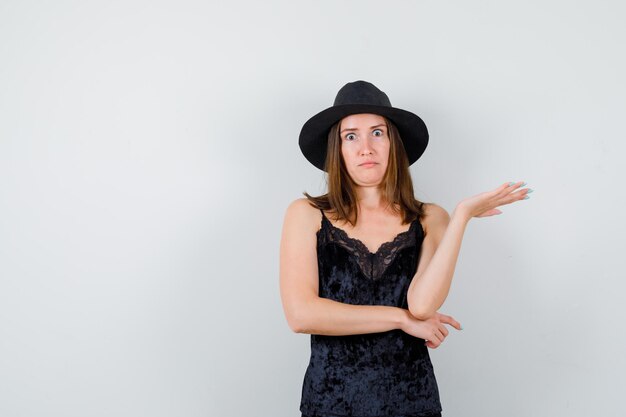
{"left": 1, "top": 1, "right": 625, "bottom": 416}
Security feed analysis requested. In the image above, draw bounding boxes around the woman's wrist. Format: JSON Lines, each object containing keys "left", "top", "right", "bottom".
{"left": 396, "top": 308, "right": 411, "bottom": 331}
{"left": 451, "top": 205, "right": 471, "bottom": 224}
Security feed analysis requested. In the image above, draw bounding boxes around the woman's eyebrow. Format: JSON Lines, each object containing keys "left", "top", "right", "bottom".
{"left": 340, "top": 124, "right": 386, "bottom": 134}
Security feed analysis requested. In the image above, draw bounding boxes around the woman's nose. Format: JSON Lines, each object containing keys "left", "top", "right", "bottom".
{"left": 359, "top": 137, "right": 374, "bottom": 155}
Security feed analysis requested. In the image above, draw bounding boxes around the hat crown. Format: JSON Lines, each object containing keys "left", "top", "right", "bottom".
{"left": 333, "top": 80, "right": 392, "bottom": 107}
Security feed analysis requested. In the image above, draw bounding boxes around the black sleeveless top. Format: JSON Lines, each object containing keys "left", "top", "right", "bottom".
{"left": 300, "top": 209, "right": 443, "bottom": 417}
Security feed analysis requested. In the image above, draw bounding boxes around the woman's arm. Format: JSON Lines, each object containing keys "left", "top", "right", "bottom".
{"left": 407, "top": 205, "right": 468, "bottom": 320}
{"left": 288, "top": 298, "right": 410, "bottom": 336}
{"left": 407, "top": 181, "right": 530, "bottom": 319}
{"left": 279, "top": 198, "right": 409, "bottom": 336}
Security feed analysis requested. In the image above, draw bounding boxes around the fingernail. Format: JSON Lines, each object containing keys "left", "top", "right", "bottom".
{"left": 520, "top": 182, "right": 527, "bottom": 187}
{"left": 527, "top": 189, "right": 533, "bottom": 193}
{"left": 523, "top": 196, "right": 530, "bottom": 200}
{"left": 508, "top": 182, "right": 515, "bottom": 186}
{"left": 460, "top": 325, "right": 463, "bottom": 330}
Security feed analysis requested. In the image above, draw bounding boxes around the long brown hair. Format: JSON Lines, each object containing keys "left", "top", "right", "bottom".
{"left": 303, "top": 115, "right": 426, "bottom": 226}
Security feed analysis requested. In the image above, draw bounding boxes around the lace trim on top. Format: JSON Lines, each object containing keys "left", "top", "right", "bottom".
{"left": 318, "top": 210, "right": 422, "bottom": 280}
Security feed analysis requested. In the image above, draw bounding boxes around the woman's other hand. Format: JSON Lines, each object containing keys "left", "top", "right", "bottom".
{"left": 400, "top": 311, "right": 462, "bottom": 348}
{"left": 455, "top": 181, "right": 531, "bottom": 220}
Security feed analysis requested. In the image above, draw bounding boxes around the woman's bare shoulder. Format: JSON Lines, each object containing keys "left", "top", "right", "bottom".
{"left": 283, "top": 198, "right": 323, "bottom": 234}
{"left": 421, "top": 202, "right": 450, "bottom": 236}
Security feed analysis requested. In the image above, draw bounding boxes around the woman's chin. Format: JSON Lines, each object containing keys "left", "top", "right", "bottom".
{"left": 352, "top": 175, "right": 384, "bottom": 187}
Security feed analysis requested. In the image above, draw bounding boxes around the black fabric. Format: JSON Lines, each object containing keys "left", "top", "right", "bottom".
{"left": 299, "top": 210, "right": 443, "bottom": 417}
{"left": 303, "top": 414, "right": 441, "bottom": 417}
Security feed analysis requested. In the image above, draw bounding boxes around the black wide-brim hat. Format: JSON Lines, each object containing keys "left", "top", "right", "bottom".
{"left": 298, "top": 80, "right": 429, "bottom": 171}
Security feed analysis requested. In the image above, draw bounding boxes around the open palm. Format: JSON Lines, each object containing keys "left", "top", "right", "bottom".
{"left": 457, "top": 181, "right": 531, "bottom": 219}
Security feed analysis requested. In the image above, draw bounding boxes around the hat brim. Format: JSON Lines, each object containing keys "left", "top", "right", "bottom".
{"left": 298, "top": 104, "right": 429, "bottom": 171}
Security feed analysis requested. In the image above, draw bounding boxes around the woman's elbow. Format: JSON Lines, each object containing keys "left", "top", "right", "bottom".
{"left": 285, "top": 317, "right": 298, "bottom": 333}
{"left": 408, "top": 303, "right": 435, "bottom": 321}
{"left": 286, "top": 309, "right": 311, "bottom": 334}
{"left": 288, "top": 319, "right": 307, "bottom": 334}
{"left": 284, "top": 294, "right": 320, "bottom": 333}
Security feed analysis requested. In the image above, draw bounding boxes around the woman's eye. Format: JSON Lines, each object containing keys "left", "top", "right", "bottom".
{"left": 373, "top": 129, "right": 384, "bottom": 137}
{"left": 345, "top": 133, "right": 356, "bottom": 140}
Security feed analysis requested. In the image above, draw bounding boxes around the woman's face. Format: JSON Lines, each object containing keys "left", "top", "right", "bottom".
{"left": 339, "top": 113, "right": 390, "bottom": 186}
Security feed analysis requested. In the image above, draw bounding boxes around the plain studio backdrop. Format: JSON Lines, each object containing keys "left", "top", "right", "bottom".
{"left": 1, "top": 1, "right": 625, "bottom": 416}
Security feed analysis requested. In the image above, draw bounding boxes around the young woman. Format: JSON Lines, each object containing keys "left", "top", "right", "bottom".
{"left": 279, "top": 80, "right": 531, "bottom": 417}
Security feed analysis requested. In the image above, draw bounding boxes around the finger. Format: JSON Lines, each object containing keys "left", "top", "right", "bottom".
{"left": 428, "top": 329, "right": 441, "bottom": 343}
{"left": 498, "top": 181, "right": 518, "bottom": 194}
{"left": 499, "top": 182, "right": 512, "bottom": 191}
{"left": 433, "top": 328, "right": 445, "bottom": 342}
{"left": 476, "top": 209, "right": 502, "bottom": 218}
{"left": 495, "top": 187, "right": 529, "bottom": 207}
{"left": 506, "top": 181, "right": 524, "bottom": 190}
{"left": 440, "top": 315, "right": 462, "bottom": 330}
{"left": 498, "top": 181, "right": 524, "bottom": 198}
{"left": 504, "top": 188, "right": 529, "bottom": 203}
{"left": 425, "top": 337, "right": 440, "bottom": 348}
{"left": 506, "top": 183, "right": 530, "bottom": 199}
{"left": 438, "top": 313, "right": 450, "bottom": 323}
{"left": 446, "top": 318, "right": 462, "bottom": 331}
{"left": 439, "top": 324, "right": 449, "bottom": 337}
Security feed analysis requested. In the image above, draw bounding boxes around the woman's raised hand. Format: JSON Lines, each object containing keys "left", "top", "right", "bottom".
{"left": 455, "top": 181, "right": 531, "bottom": 220}
{"left": 401, "top": 311, "right": 462, "bottom": 349}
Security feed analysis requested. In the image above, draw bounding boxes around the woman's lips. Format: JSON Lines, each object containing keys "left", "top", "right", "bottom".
{"left": 359, "top": 162, "right": 377, "bottom": 167}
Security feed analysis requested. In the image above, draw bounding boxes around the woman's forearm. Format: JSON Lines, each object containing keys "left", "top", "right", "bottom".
{"left": 292, "top": 297, "right": 409, "bottom": 336}
{"left": 407, "top": 208, "right": 470, "bottom": 319}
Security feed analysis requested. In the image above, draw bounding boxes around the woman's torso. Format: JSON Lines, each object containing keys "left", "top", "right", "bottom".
{"left": 299, "top": 207, "right": 443, "bottom": 417}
